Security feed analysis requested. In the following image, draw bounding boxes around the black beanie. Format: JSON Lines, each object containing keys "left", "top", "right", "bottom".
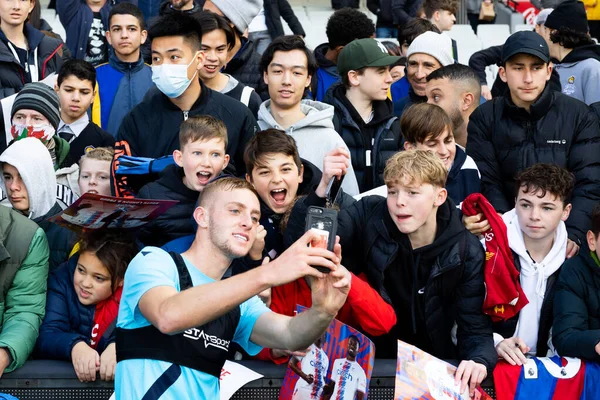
{"left": 545, "top": 0, "right": 589, "bottom": 34}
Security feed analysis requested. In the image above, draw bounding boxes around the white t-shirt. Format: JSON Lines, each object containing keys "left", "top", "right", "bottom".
{"left": 292, "top": 344, "right": 329, "bottom": 399}
{"left": 329, "top": 358, "right": 367, "bottom": 400}
{"left": 248, "top": 8, "right": 268, "bottom": 32}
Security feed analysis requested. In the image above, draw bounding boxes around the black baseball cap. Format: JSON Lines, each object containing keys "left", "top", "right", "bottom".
{"left": 501, "top": 31, "right": 550, "bottom": 64}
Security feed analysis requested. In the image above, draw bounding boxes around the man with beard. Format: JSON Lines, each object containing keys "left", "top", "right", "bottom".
{"left": 425, "top": 64, "right": 481, "bottom": 147}
{"left": 115, "top": 177, "right": 351, "bottom": 399}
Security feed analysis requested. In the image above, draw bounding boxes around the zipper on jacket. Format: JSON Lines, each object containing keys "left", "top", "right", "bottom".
{"left": 183, "top": 110, "right": 189, "bottom": 120}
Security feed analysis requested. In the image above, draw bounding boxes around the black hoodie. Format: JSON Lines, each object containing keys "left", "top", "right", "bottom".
{"left": 285, "top": 190, "right": 496, "bottom": 371}
{"left": 136, "top": 164, "right": 200, "bottom": 247}
{"left": 324, "top": 83, "right": 402, "bottom": 192}
{"left": 158, "top": 0, "right": 203, "bottom": 16}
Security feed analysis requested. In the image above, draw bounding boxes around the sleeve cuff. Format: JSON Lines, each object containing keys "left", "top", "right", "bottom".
{"left": 493, "top": 332, "right": 504, "bottom": 348}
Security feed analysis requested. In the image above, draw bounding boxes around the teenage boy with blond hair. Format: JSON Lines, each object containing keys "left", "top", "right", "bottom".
{"left": 285, "top": 149, "right": 495, "bottom": 397}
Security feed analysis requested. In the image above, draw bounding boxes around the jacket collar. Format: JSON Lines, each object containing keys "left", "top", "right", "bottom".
{"left": 108, "top": 51, "right": 146, "bottom": 73}
{"left": 504, "top": 83, "right": 553, "bottom": 121}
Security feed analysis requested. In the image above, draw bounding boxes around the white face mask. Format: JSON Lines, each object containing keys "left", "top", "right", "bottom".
{"left": 10, "top": 123, "right": 55, "bottom": 144}
{"left": 152, "top": 54, "right": 199, "bottom": 98}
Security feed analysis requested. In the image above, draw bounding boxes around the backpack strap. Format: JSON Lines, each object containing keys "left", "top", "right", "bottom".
{"left": 168, "top": 251, "right": 193, "bottom": 291}
{"left": 240, "top": 86, "right": 254, "bottom": 107}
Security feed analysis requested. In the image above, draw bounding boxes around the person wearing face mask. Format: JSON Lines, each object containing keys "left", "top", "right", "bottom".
{"left": 116, "top": 13, "right": 258, "bottom": 176}
{"left": 196, "top": 11, "right": 262, "bottom": 118}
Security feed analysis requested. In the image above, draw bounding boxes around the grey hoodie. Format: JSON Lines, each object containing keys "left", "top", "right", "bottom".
{"left": 555, "top": 45, "right": 600, "bottom": 105}
{"left": 258, "top": 99, "right": 360, "bottom": 196}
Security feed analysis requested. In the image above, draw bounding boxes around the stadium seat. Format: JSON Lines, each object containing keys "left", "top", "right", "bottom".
{"left": 447, "top": 24, "right": 478, "bottom": 42}
{"left": 477, "top": 24, "right": 511, "bottom": 48}
{"left": 513, "top": 24, "right": 534, "bottom": 33}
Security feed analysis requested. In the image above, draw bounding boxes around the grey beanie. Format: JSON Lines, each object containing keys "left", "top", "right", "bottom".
{"left": 210, "top": 0, "right": 262, "bottom": 33}
{"left": 11, "top": 82, "right": 61, "bottom": 130}
{"left": 406, "top": 31, "right": 454, "bottom": 67}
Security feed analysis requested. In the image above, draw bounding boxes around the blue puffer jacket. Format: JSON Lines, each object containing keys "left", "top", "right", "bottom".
{"left": 35, "top": 255, "right": 115, "bottom": 360}
{"left": 57, "top": 0, "right": 137, "bottom": 60}
{"left": 93, "top": 53, "right": 153, "bottom": 136}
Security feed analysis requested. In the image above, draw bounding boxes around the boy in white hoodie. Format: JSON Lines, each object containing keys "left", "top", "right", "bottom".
{"left": 493, "top": 163, "right": 573, "bottom": 365}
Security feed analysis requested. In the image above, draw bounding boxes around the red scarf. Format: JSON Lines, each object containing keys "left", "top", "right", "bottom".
{"left": 462, "top": 193, "right": 529, "bottom": 322}
{"left": 90, "top": 286, "right": 122, "bottom": 349}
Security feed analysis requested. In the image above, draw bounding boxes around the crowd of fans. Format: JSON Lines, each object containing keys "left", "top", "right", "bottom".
{"left": 0, "top": 0, "right": 600, "bottom": 397}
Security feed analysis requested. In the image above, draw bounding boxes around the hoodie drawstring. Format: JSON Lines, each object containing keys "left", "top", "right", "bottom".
{"left": 411, "top": 253, "right": 423, "bottom": 334}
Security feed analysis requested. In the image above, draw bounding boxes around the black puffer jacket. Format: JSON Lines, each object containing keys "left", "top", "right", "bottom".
{"left": 223, "top": 38, "right": 268, "bottom": 100}
{"left": 466, "top": 85, "right": 600, "bottom": 243}
{"left": 324, "top": 83, "right": 402, "bottom": 192}
{"left": 264, "top": 0, "right": 305, "bottom": 38}
{"left": 158, "top": 0, "right": 203, "bottom": 15}
{"left": 136, "top": 164, "right": 199, "bottom": 247}
{"left": 552, "top": 247, "right": 600, "bottom": 362}
{"left": 0, "top": 24, "right": 64, "bottom": 99}
{"left": 285, "top": 193, "right": 496, "bottom": 373}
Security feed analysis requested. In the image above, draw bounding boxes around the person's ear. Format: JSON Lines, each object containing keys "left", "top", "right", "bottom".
{"left": 462, "top": 92, "right": 475, "bottom": 111}
{"left": 498, "top": 66, "right": 507, "bottom": 83}
{"left": 195, "top": 49, "right": 205, "bottom": 70}
{"left": 433, "top": 10, "right": 441, "bottom": 22}
{"left": 404, "top": 141, "right": 415, "bottom": 150}
{"left": 546, "top": 63, "right": 553, "bottom": 82}
{"left": 246, "top": 173, "right": 253, "bottom": 184}
{"left": 298, "top": 164, "right": 304, "bottom": 183}
{"left": 348, "top": 71, "right": 360, "bottom": 87}
{"left": 434, "top": 187, "right": 447, "bottom": 206}
{"left": 263, "top": 70, "right": 269, "bottom": 86}
{"left": 173, "top": 149, "right": 184, "bottom": 167}
{"left": 306, "top": 73, "right": 312, "bottom": 88}
{"left": 222, "top": 154, "right": 230, "bottom": 169}
{"left": 194, "top": 206, "right": 209, "bottom": 228}
{"left": 106, "top": 29, "right": 112, "bottom": 47}
{"left": 140, "top": 29, "right": 148, "bottom": 45}
{"left": 587, "top": 230, "right": 597, "bottom": 252}
{"left": 561, "top": 203, "right": 572, "bottom": 221}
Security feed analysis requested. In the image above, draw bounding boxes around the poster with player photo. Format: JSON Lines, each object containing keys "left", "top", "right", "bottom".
{"left": 395, "top": 340, "right": 493, "bottom": 400}
{"left": 49, "top": 193, "right": 177, "bottom": 232}
{"left": 279, "top": 305, "right": 375, "bottom": 400}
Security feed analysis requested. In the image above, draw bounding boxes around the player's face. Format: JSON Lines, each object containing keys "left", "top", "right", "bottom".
{"left": 247, "top": 153, "right": 303, "bottom": 215}
{"left": 426, "top": 78, "right": 465, "bottom": 131}
{"left": 78, "top": 158, "right": 112, "bottom": 196}
{"left": 347, "top": 337, "right": 359, "bottom": 357}
{"left": 2, "top": 163, "right": 29, "bottom": 213}
{"left": 73, "top": 251, "right": 115, "bottom": 306}
{"left": 208, "top": 188, "right": 261, "bottom": 259}
{"left": 515, "top": 186, "right": 570, "bottom": 243}
{"left": 107, "top": 14, "right": 146, "bottom": 59}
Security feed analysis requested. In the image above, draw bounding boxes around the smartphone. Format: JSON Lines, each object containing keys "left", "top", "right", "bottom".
{"left": 305, "top": 206, "right": 338, "bottom": 273}
{"left": 325, "top": 175, "right": 345, "bottom": 207}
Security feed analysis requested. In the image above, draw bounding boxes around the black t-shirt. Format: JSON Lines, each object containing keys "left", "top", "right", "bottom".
{"left": 84, "top": 12, "right": 108, "bottom": 66}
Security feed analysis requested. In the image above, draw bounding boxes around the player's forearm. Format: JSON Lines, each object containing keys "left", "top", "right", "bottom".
{"left": 156, "top": 267, "right": 272, "bottom": 334}
{"left": 282, "top": 307, "right": 334, "bottom": 351}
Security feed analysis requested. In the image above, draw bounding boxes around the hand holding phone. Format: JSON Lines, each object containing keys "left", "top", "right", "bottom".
{"left": 305, "top": 206, "right": 338, "bottom": 273}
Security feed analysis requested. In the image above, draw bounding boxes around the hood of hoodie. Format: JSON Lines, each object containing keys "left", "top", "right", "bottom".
{"left": 327, "top": 82, "right": 394, "bottom": 128}
{"left": 314, "top": 43, "right": 338, "bottom": 73}
{"left": 258, "top": 99, "right": 337, "bottom": 132}
{"left": 0, "top": 24, "right": 46, "bottom": 63}
{"left": 560, "top": 44, "right": 600, "bottom": 65}
{"left": 0, "top": 137, "right": 56, "bottom": 220}
{"left": 503, "top": 208, "right": 567, "bottom": 296}
{"left": 448, "top": 145, "right": 467, "bottom": 181}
